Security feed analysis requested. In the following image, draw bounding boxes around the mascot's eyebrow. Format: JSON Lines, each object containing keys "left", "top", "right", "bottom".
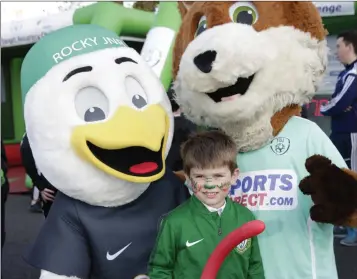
{"left": 63, "top": 66, "right": 93, "bottom": 82}
{"left": 115, "top": 57, "right": 138, "bottom": 65}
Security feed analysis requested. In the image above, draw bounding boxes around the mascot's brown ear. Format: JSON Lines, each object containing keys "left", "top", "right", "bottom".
{"left": 173, "top": 2, "right": 197, "bottom": 78}
{"left": 283, "top": 1, "right": 327, "bottom": 41}
{"left": 178, "top": 1, "right": 194, "bottom": 18}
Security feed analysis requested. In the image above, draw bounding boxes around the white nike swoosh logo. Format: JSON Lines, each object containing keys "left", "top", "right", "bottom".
{"left": 186, "top": 239, "right": 204, "bottom": 247}
{"left": 106, "top": 242, "right": 132, "bottom": 261}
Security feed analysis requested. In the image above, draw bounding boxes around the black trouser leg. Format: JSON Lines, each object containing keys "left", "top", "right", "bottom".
{"left": 42, "top": 201, "right": 53, "bottom": 218}
{"left": 330, "top": 133, "right": 352, "bottom": 169}
{"left": 1, "top": 199, "right": 5, "bottom": 250}
{"left": 1, "top": 182, "right": 9, "bottom": 251}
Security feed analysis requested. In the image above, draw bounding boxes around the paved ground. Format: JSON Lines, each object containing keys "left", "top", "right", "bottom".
{"left": 2, "top": 194, "right": 41, "bottom": 279}
{"left": 2, "top": 193, "right": 357, "bottom": 279}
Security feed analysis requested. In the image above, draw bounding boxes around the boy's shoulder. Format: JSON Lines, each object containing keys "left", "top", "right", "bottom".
{"left": 227, "top": 198, "right": 255, "bottom": 220}
{"left": 164, "top": 197, "right": 192, "bottom": 222}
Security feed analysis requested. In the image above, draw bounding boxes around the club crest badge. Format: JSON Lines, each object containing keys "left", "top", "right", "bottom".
{"left": 235, "top": 238, "right": 251, "bottom": 254}
{"left": 270, "top": 137, "right": 290, "bottom": 155}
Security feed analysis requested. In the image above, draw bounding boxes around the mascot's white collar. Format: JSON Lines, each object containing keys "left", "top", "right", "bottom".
{"left": 24, "top": 47, "right": 174, "bottom": 207}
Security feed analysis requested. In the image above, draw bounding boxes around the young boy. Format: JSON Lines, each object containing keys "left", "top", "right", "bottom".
{"left": 148, "top": 130, "right": 265, "bottom": 279}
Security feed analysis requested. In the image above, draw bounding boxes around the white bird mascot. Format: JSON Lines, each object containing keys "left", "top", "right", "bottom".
{"left": 21, "top": 24, "right": 189, "bottom": 279}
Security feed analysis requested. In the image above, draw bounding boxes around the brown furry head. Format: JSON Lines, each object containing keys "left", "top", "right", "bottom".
{"left": 173, "top": 1, "right": 326, "bottom": 77}
{"left": 172, "top": 1, "right": 328, "bottom": 151}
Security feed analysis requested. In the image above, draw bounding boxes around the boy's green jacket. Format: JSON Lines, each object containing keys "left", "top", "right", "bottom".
{"left": 148, "top": 195, "right": 265, "bottom": 279}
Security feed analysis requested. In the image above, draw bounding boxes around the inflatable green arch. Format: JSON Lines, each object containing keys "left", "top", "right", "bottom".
{"left": 73, "top": 1, "right": 182, "bottom": 91}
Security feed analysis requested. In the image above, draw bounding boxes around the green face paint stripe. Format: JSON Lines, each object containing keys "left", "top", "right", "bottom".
{"left": 189, "top": 179, "right": 232, "bottom": 191}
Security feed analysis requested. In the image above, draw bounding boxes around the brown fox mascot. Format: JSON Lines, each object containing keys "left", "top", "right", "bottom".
{"left": 172, "top": 2, "right": 357, "bottom": 279}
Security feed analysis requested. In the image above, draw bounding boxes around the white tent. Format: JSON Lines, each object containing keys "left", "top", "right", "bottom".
{"left": 1, "top": 10, "right": 74, "bottom": 48}
{"left": 1, "top": 1, "right": 355, "bottom": 49}
{"left": 0, "top": 1, "right": 136, "bottom": 48}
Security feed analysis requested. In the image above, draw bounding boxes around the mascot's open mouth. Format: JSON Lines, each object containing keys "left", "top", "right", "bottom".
{"left": 87, "top": 139, "right": 164, "bottom": 177}
{"left": 206, "top": 75, "right": 255, "bottom": 103}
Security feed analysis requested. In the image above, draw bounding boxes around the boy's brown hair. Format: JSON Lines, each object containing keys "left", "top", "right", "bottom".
{"left": 180, "top": 130, "right": 237, "bottom": 175}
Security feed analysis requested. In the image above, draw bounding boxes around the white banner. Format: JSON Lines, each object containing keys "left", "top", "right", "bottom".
{"left": 314, "top": 2, "right": 355, "bottom": 17}
{"left": 1, "top": 10, "right": 74, "bottom": 48}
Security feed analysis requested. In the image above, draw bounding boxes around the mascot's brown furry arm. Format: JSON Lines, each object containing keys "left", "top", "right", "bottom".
{"left": 172, "top": 1, "right": 357, "bottom": 230}
{"left": 300, "top": 155, "right": 357, "bottom": 227}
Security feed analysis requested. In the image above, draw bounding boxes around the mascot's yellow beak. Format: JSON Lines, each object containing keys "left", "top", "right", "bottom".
{"left": 71, "top": 105, "right": 169, "bottom": 183}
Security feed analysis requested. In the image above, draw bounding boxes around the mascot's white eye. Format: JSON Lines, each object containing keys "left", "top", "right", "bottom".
{"left": 229, "top": 2, "right": 259, "bottom": 25}
{"left": 74, "top": 86, "right": 109, "bottom": 122}
{"left": 195, "top": 16, "right": 207, "bottom": 37}
{"left": 125, "top": 76, "right": 148, "bottom": 109}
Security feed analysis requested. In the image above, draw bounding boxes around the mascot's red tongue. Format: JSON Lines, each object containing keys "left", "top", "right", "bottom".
{"left": 221, "top": 94, "right": 240, "bottom": 102}
{"left": 130, "top": 162, "right": 158, "bottom": 174}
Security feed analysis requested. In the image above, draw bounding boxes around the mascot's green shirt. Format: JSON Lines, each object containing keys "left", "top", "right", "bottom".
{"left": 148, "top": 195, "right": 265, "bottom": 279}
{"left": 230, "top": 117, "right": 347, "bottom": 279}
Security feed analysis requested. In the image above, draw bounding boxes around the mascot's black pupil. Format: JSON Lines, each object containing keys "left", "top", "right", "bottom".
{"left": 84, "top": 107, "right": 105, "bottom": 122}
{"left": 196, "top": 24, "right": 206, "bottom": 36}
{"left": 132, "top": 94, "right": 147, "bottom": 109}
{"left": 236, "top": 11, "right": 253, "bottom": 25}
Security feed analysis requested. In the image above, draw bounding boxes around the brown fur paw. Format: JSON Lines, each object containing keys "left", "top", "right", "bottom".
{"left": 303, "top": 167, "right": 357, "bottom": 226}
{"left": 310, "top": 205, "right": 332, "bottom": 223}
{"left": 310, "top": 204, "right": 356, "bottom": 225}
{"left": 310, "top": 205, "right": 348, "bottom": 224}
{"left": 323, "top": 167, "right": 357, "bottom": 205}
{"left": 301, "top": 161, "right": 356, "bottom": 205}
{"left": 299, "top": 176, "right": 315, "bottom": 195}
{"left": 305, "top": 155, "right": 331, "bottom": 174}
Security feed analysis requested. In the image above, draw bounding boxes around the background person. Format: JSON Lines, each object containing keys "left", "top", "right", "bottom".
{"left": 320, "top": 30, "right": 357, "bottom": 246}
{"left": 20, "top": 133, "right": 57, "bottom": 218}
{"left": 29, "top": 186, "right": 42, "bottom": 213}
{"left": 166, "top": 84, "right": 197, "bottom": 172}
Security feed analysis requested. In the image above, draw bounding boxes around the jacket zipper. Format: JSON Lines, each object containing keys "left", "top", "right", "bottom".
{"left": 218, "top": 215, "right": 222, "bottom": 236}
